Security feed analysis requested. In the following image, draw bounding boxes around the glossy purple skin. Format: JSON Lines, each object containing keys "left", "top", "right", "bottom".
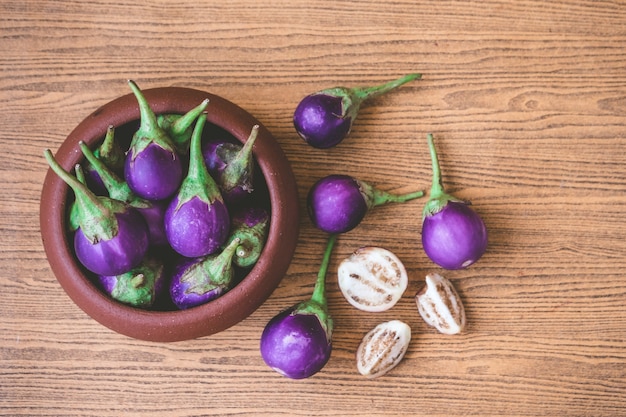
{"left": 137, "top": 200, "right": 168, "bottom": 247}
{"left": 293, "top": 94, "right": 352, "bottom": 149}
{"left": 169, "top": 257, "right": 224, "bottom": 310}
{"left": 307, "top": 174, "right": 367, "bottom": 234}
{"left": 260, "top": 307, "right": 332, "bottom": 379}
{"left": 73, "top": 209, "right": 149, "bottom": 276}
{"left": 422, "top": 201, "right": 488, "bottom": 270}
{"left": 125, "top": 142, "right": 183, "bottom": 201}
{"left": 164, "top": 195, "right": 230, "bottom": 258}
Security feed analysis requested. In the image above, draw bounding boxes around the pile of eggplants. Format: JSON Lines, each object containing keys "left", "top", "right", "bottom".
{"left": 260, "top": 74, "right": 489, "bottom": 379}
{"left": 44, "top": 80, "right": 270, "bottom": 310}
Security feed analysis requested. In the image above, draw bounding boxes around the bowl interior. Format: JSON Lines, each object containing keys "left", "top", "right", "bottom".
{"left": 40, "top": 87, "right": 299, "bottom": 342}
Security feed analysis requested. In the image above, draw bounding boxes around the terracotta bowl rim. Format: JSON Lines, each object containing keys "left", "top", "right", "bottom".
{"left": 39, "top": 86, "right": 299, "bottom": 342}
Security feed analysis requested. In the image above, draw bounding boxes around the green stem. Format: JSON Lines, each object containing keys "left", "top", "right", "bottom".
{"left": 222, "top": 124, "right": 259, "bottom": 192}
{"left": 354, "top": 73, "right": 422, "bottom": 101}
{"left": 44, "top": 149, "right": 117, "bottom": 241}
{"left": 427, "top": 133, "right": 445, "bottom": 199}
{"left": 186, "top": 113, "right": 207, "bottom": 181}
{"left": 169, "top": 98, "right": 210, "bottom": 139}
{"left": 128, "top": 80, "right": 159, "bottom": 133}
{"left": 310, "top": 234, "right": 338, "bottom": 307}
{"left": 372, "top": 189, "right": 424, "bottom": 206}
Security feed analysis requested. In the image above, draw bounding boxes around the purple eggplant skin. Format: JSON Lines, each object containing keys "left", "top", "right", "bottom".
{"left": 78, "top": 140, "right": 167, "bottom": 247}
{"left": 73, "top": 208, "right": 149, "bottom": 276}
{"left": 260, "top": 306, "right": 332, "bottom": 379}
{"left": 84, "top": 125, "right": 125, "bottom": 195}
{"left": 44, "top": 149, "right": 149, "bottom": 277}
{"left": 138, "top": 200, "right": 168, "bottom": 247}
{"left": 293, "top": 73, "right": 421, "bottom": 149}
{"left": 164, "top": 113, "right": 230, "bottom": 258}
{"left": 421, "top": 134, "right": 488, "bottom": 270}
{"left": 260, "top": 235, "right": 337, "bottom": 379}
{"left": 202, "top": 125, "right": 259, "bottom": 205}
{"left": 98, "top": 256, "right": 167, "bottom": 309}
{"left": 169, "top": 237, "right": 241, "bottom": 310}
{"left": 307, "top": 174, "right": 423, "bottom": 234}
{"left": 124, "top": 80, "right": 183, "bottom": 201}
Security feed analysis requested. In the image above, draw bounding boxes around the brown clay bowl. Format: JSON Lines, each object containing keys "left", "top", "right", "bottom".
{"left": 40, "top": 86, "right": 299, "bottom": 342}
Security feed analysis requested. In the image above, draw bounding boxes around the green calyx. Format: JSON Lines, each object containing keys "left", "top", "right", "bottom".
{"left": 321, "top": 73, "right": 422, "bottom": 121}
{"left": 357, "top": 178, "right": 424, "bottom": 210}
{"left": 422, "top": 133, "right": 464, "bottom": 218}
{"left": 181, "top": 237, "right": 241, "bottom": 295}
{"left": 157, "top": 98, "right": 210, "bottom": 155}
{"left": 127, "top": 80, "right": 177, "bottom": 160}
{"left": 44, "top": 150, "right": 122, "bottom": 243}
{"left": 79, "top": 141, "right": 151, "bottom": 210}
{"left": 110, "top": 258, "right": 164, "bottom": 308}
{"left": 293, "top": 234, "right": 338, "bottom": 341}
{"left": 229, "top": 213, "right": 269, "bottom": 268}
{"left": 220, "top": 124, "right": 259, "bottom": 194}
{"left": 174, "top": 113, "right": 224, "bottom": 211}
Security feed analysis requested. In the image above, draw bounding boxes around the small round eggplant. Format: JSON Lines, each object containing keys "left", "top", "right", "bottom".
{"left": 226, "top": 205, "right": 270, "bottom": 268}
{"left": 293, "top": 73, "right": 421, "bottom": 149}
{"left": 202, "top": 124, "right": 259, "bottom": 205}
{"left": 124, "top": 80, "right": 183, "bottom": 201}
{"left": 169, "top": 237, "right": 241, "bottom": 310}
{"left": 260, "top": 234, "right": 337, "bottom": 379}
{"left": 164, "top": 113, "right": 230, "bottom": 258}
{"left": 421, "top": 134, "right": 488, "bottom": 269}
{"left": 98, "top": 256, "right": 167, "bottom": 309}
{"left": 44, "top": 150, "right": 149, "bottom": 276}
{"left": 307, "top": 174, "right": 424, "bottom": 234}
{"left": 157, "top": 98, "right": 210, "bottom": 155}
{"left": 78, "top": 140, "right": 168, "bottom": 247}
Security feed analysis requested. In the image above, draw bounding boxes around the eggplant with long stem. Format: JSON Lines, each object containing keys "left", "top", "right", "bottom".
{"left": 164, "top": 113, "right": 230, "bottom": 258}
{"left": 124, "top": 80, "right": 183, "bottom": 201}
{"left": 44, "top": 150, "right": 149, "bottom": 276}
{"left": 260, "top": 234, "right": 337, "bottom": 379}
{"left": 421, "top": 133, "right": 488, "bottom": 269}
{"left": 202, "top": 124, "right": 259, "bottom": 205}
{"left": 169, "top": 237, "right": 241, "bottom": 309}
{"left": 79, "top": 140, "right": 168, "bottom": 247}
{"left": 293, "top": 73, "right": 421, "bottom": 149}
{"left": 307, "top": 174, "right": 424, "bottom": 234}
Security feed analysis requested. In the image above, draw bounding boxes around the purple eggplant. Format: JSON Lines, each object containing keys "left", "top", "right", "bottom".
{"left": 202, "top": 124, "right": 259, "bottom": 205}
{"left": 157, "top": 98, "right": 210, "bottom": 155}
{"left": 260, "top": 234, "right": 337, "bottom": 379}
{"left": 78, "top": 140, "right": 168, "bottom": 246}
{"left": 422, "top": 134, "right": 488, "bottom": 269}
{"left": 307, "top": 174, "right": 424, "bottom": 234}
{"left": 293, "top": 73, "right": 421, "bottom": 149}
{"left": 164, "top": 113, "right": 230, "bottom": 258}
{"left": 83, "top": 125, "right": 125, "bottom": 195}
{"left": 169, "top": 237, "right": 241, "bottom": 309}
{"left": 124, "top": 80, "right": 183, "bottom": 201}
{"left": 226, "top": 206, "right": 269, "bottom": 268}
{"left": 44, "top": 150, "right": 149, "bottom": 276}
{"left": 98, "top": 256, "right": 167, "bottom": 308}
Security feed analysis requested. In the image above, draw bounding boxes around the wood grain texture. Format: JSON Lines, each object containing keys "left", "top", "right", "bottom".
{"left": 2, "top": 0, "right": 626, "bottom": 416}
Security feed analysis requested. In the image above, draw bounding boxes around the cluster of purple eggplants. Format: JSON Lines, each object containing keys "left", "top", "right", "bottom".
{"left": 261, "top": 75, "right": 488, "bottom": 380}
{"left": 44, "top": 80, "right": 270, "bottom": 311}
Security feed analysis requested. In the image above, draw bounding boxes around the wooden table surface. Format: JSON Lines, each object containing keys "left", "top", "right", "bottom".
{"left": 2, "top": 1, "right": 626, "bottom": 416}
